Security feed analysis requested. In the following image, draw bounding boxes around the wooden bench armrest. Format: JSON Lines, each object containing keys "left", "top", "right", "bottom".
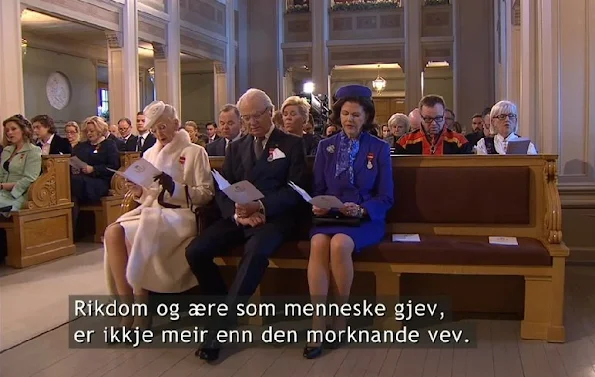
{"left": 120, "top": 190, "right": 140, "bottom": 215}
{"left": 542, "top": 159, "right": 569, "bottom": 257}
{"left": 24, "top": 155, "right": 71, "bottom": 210}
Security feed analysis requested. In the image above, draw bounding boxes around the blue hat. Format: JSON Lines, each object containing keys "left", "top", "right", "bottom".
{"left": 335, "top": 85, "right": 373, "bottom": 99}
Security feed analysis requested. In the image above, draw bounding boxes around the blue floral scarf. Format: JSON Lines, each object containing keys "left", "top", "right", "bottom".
{"left": 334, "top": 132, "right": 360, "bottom": 184}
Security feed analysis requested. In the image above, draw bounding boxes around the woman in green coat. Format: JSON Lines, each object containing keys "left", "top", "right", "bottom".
{"left": 0, "top": 115, "right": 42, "bottom": 214}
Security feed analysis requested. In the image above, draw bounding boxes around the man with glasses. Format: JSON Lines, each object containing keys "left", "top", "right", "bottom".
{"left": 185, "top": 88, "right": 307, "bottom": 362}
{"left": 395, "top": 95, "right": 472, "bottom": 155}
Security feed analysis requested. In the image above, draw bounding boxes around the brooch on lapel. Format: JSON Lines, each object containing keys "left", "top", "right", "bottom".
{"left": 326, "top": 145, "right": 335, "bottom": 154}
{"left": 267, "top": 148, "right": 275, "bottom": 162}
{"left": 367, "top": 152, "right": 374, "bottom": 169}
{"left": 179, "top": 156, "right": 186, "bottom": 165}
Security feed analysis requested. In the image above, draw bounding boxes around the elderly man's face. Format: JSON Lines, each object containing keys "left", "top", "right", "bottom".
{"left": 239, "top": 98, "right": 273, "bottom": 138}
{"left": 409, "top": 109, "right": 421, "bottom": 131}
{"left": 109, "top": 124, "right": 120, "bottom": 138}
{"left": 420, "top": 104, "right": 445, "bottom": 137}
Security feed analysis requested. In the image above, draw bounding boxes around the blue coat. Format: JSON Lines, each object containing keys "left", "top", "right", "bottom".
{"left": 310, "top": 131, "right": 394, "bottom": 251}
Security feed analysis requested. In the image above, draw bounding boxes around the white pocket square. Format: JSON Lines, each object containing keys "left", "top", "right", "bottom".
{"left": 271, "top": 148, "right": 286, "bottom": 160}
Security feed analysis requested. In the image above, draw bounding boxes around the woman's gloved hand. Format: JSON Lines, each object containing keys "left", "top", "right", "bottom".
{"left": 154, "top": 172, "right": 175, "bottom": 195}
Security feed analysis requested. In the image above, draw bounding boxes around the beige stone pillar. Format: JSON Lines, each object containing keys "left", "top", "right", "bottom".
{"left": 224, "top": 0, "right": 236, "bottom": 103}
{"left": 166, "top": 0, "right": 181, "bottom": 113}
{"left": 405, "top": 0, "right": 423, "bottom": 112}
{"left": 106, "top": 0, "right": 139, "bottom": 126}
{"left": 152, "top": 43, "right": 168, "bottom": 103}
{"left": 311, "top": 0, "right": 330, "bottom": 97}
{"left": 518, "top": 0, "right": 537, "bottom": 139}
{"left": 214, "top": 62, "right": 227, "bottom": 115}
{"left": 0, "top": 0, "right": 25, "bottom": 136}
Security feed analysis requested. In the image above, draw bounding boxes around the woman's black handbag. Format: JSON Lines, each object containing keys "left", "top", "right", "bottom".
{"left": 312, "top": 213, "right": 361, "bottom": 227}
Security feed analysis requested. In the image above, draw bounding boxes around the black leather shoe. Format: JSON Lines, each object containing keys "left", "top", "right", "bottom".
{"left": 195, "top": 338, "right": 220, "bottom": 361}
{"left": 302, "top": 344, "right": 323, "bottom": 359}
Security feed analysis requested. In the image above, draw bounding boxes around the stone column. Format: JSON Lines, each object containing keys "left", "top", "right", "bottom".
{"left": 311, "top": 0, "right": 330, "bottom": 97}
{"left": 152, "top": 43, "right": 168, "bottom": 103}
{"left": 405, "top": 0, "right": 423, "bottom": 112}
{"left": 518, "top": 0, "right": 537, "bottom": 139}
{"left": 107, "top": 0, "right": 140, "bottom": 127}
{"left": 214, "top": 62, "right": 227, "bottom": 115}
{"left": 237, "top": 0, "right": 249, "bottom": 95}
{"left": 0, "top": 0, "right": 25, "bottom": 134}
{"left": 225, "top": 0, "right": 236, "bottom": 103}
{"left": 166, "top": 0, "right": 181, "bottom": 113}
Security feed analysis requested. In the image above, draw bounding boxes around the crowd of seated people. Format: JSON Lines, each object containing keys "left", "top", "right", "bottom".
{"left": 98, "top": 83, "right": 541, "bottom": 364}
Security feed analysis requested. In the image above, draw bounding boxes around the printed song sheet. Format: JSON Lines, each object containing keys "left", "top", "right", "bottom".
{"left": 212, "top": 170, "right": 265, "bottom": 204}
{"left": 107, "top": 158, "right": 162, "bottom": 188}
{"left": 288, "top": 181, "right": 344, "bottom": 209}
{"left": 69, "top": 156, "right": 89, "bottom": 170}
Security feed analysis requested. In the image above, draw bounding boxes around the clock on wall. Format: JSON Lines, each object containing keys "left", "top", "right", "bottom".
{"left": 46, "top": 72, "right": 71, "bottom": 110}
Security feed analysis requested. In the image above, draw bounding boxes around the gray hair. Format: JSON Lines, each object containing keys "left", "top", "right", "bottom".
{"left": 388, "top": 113, "right": 410, "bottom": 131}
{"left": 237, "top": 88, "right": 274, "bottom": 111}
{"left": 490, "top": 100, "right": 518, "bottom": 134}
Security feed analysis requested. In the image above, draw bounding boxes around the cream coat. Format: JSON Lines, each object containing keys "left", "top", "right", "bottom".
{"left": 104, "top": 129, "right": 214, "bottom": 295}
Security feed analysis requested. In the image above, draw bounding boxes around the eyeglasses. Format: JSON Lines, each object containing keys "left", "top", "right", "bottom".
{"left": 493, "top": 113, "right": 517, "bottom": 121}
{"left": 421, "top": 116, "right": 444, "bottom": 124}
{"left": 240, "top": 108, "right": 269, "bottom": 123}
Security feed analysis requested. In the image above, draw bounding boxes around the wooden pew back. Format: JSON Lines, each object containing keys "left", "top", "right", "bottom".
{"left": 208, "top": 154, "right": 562, "bottom": 246}
{"left": 1, "top": 155, "right": 75, "bottom": 267}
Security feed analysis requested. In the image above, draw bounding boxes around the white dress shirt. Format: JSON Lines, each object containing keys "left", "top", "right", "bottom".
{"left": 40, "top": 134, "right": 55, "bottom": 155}
{"left": 475, "top": 133, "right": 537, "bottom": 155}
{"left": 254, "top": 124, "right": 275, "bottom": 151}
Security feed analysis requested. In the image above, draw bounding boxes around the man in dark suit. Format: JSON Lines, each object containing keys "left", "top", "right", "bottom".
{"left": 117, "top": 117, "right": 138, "bottom": 151}
{"left": 31, "top": 115, "right": 72, "bottom": 155}
{"left": 185, "top": 88, "right": 307, "bottom": 361}
{"left": 135, "top": 111, "right": 156, "bottom": 155}
{"left": 206, "top": 104, "right": 242, "bottom": 156}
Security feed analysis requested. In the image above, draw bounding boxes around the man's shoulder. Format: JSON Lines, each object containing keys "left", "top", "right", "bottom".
{"left": 444, "top": 129, "right": 469, "bottom": 144}
{"left": 399, "top": 129, "right": 424, "bottom": 144}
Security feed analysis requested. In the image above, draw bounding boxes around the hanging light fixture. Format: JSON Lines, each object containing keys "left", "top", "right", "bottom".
{"left": 21, "top": 39, "right": 27, "bottom": 56}
{"left": 372, "top": 64, "right": 386, "bottom": 94}
{"left": 148, "top": 67, "right": 155, "bottom": 83}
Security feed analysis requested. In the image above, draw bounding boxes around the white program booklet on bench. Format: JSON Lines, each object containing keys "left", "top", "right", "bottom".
{"left": 288, "top": 181, "right": 345, "bottom": 209}
{"left": 506, "top": 138, "right": 531, "bottom": 155}
{"left": 212, "top": 170, "right": 265, "bottom": 205}
{"left": 489, "top": 236, "right": 518, "bottom": 246}
{"left": 392, "top": 234, "right": 421, "bottom": 243}
{"left": 107, "top": 158, "right": 162, "bottom": 188}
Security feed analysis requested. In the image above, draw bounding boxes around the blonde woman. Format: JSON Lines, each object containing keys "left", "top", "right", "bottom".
{"left": 476, "top": 100, "right": 537, "bottom": 155}
{"left": 281, "top": 96, "right": 321, "bottom": 155}
{"left": 64, "top": 121, "right": 81, "bottom": 148}
{"left": 70, "top": 116, "right": 120, "bottom": 225}
{"left": 104, "top": 101, "right": 215, "bottom": 330}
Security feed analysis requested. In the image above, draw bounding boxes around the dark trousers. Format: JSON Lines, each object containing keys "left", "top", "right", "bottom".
{"left": 185, "top": 217, "right": 291, "bottom": 327}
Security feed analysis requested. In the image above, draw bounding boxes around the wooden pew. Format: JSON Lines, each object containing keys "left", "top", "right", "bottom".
{"left": 120, "top": 155, "right": 569, "bottom": 342}
{"left": 80, "top": 152, "right": 140, "bottom": 242}
{"left": 0, "top": 155, "right": 75, "bottom": 268}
